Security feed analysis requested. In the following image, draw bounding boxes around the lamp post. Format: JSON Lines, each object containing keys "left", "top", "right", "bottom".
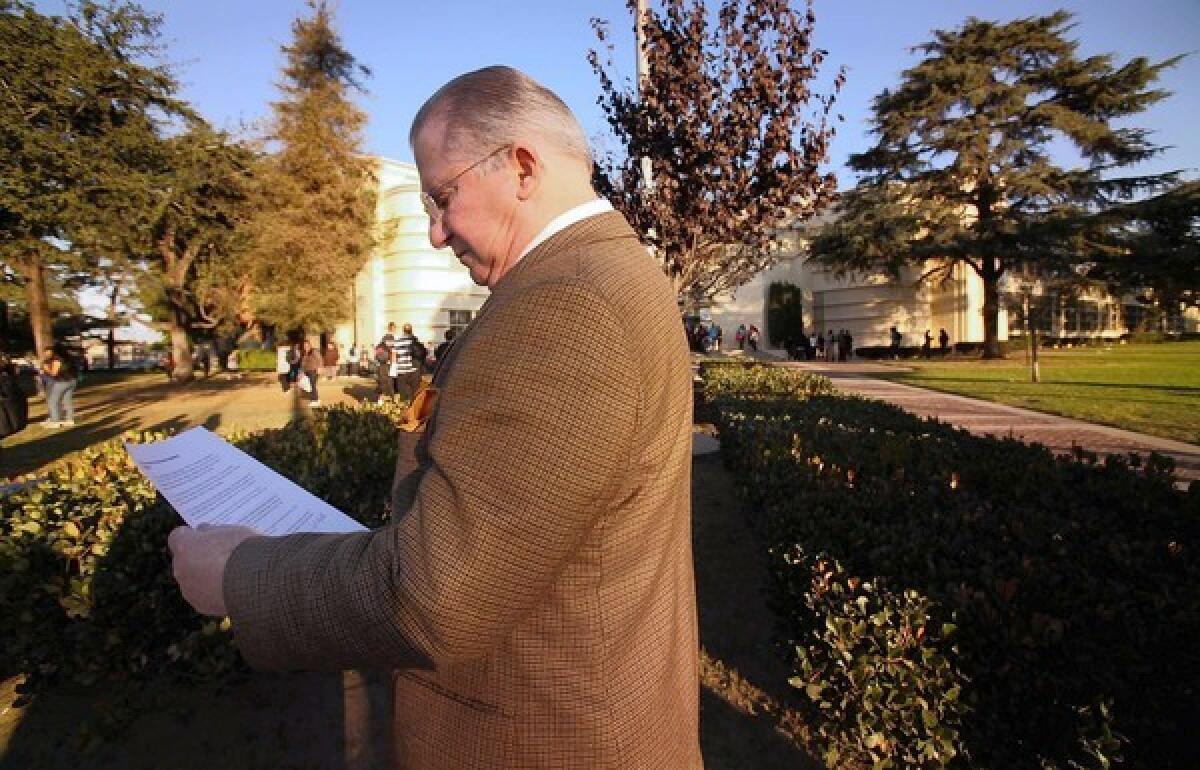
{"left": 1022, "top": 289, "right": 1041, "bottom": 383}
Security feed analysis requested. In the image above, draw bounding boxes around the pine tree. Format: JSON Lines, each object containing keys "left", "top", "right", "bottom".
{"left": 1085, "top": 180, "right": 1199, "bottom": 328}
{"left": 241, "top": 0, "right": 378, "bottom": 336}
{"left": 589, "top": 0, "right": 843, "bottom": 305}
{"left": 809, "top": 11, "right": 1182, "bottom": 357}
{"left": 0, "top": 0, "right": 186, "bottom": 357}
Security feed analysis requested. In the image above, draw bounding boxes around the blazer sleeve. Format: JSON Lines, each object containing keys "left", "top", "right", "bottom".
{"left": 223, "top": 280, "right": 640, "bottom": 671}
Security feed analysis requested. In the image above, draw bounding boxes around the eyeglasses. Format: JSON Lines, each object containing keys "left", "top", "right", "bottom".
{"left": 420, "top": 144, "right": 512, "bottom": 223}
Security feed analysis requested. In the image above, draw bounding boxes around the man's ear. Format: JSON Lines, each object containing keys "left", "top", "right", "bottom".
{"left": 512, "top": 145, "right": 541, "bottom": 201}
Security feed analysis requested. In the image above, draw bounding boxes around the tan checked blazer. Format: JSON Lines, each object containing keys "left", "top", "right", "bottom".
{"left": 224, "top": 211, "right": 702, "bottom": 769}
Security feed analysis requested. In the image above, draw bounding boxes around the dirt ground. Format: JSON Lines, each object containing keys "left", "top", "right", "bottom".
{"left": 0, "top": 436, "right": 819, "bottom": 768}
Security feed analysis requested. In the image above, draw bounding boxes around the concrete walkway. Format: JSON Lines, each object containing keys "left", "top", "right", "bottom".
{"left": 779, "top": 361, "right": 1200, "bottom": 486}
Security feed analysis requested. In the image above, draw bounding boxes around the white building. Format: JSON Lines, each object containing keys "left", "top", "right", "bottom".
{"left": 703, "top": 219, "right": 1006, "bottom": 352}
{"left": 341, "top": 161, "right": 1195, "bottom": 355}
{"left": 334, "top": 157, "right": 487, "bottom": 351}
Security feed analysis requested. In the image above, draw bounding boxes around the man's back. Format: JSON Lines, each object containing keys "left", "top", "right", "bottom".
{"left": 393, "top": 209, "right": 700, "bottom": 769}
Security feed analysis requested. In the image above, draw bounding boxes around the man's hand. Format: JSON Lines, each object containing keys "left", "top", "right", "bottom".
{"left": 167, "top": 525, "right": 259, "bottom": 617}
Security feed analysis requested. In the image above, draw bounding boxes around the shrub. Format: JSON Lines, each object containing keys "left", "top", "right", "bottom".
{"left": 236, "top": 348, "right": 279, "bottom": 371}
{"left": 708, "top": 366, "right": 1199, "bottom": 769}
{"left": 0, "top": 402, "right": 405, "bottom": 702}
{"left": 696, "top": 362, "right": 832, "bottom": 422}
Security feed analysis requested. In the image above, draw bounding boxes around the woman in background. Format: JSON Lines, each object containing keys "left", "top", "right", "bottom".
{"left": 42, "top": 344, "right": 77, "bottom": 428}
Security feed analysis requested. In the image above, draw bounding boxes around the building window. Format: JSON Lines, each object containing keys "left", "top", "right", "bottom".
{"left": 1064, "top": 302, "right": 1079, "bottom": 333}
{"left": 1123, "top": 303, "right": 1148, "bottom": 332}
{"left": 1010, "top": 295, "right": 1054, "bottom": 334}
{"left": 447, "top": 309, "right": 473, "bottom": 335}
{"left": 1078, "top": 301, "right": 1099, "bottom": 332}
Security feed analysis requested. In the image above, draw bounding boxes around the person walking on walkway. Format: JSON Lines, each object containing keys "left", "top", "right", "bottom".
{"left": 433, "top": 328, "right": 456, "bottom": 367}
{"left": 168, "top": 65, "right": 701, "bottom": 770}
{"left": 42, "top": 343, "right": 77, "bottom": 428}
{"left": 323, "top": 342, "right": 339, "bottom": 381}
{"left": 374, "top": 342, "right": 394, "bottom": 400}
{"left": 300, "top": 340, "right": 323, "bottom": 406}
{"left": 390, "top": 323, "right": 424, "bottom": 402}
{"left": 275, "top": 345, "right": 292, "bottom": 392}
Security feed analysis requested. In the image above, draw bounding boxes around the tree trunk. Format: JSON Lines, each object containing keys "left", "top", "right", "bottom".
{"left": 169, "top": 321, "right": 193, "bottom": 384}
{"left": 21, "top": 256, "right": 54, "bottom": 359}
{"left": 165, "top": 286, "right": 194, "bottom": 384}
{"left": 981, "top": 257, "right": 1003, "bottom": 359}
{"left": 107, "top": 284, "right": 119, "bottom": 369}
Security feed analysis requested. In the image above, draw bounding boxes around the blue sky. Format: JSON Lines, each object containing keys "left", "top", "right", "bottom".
{"left": 34, "top": 0, "right": 1200, "bottom": 184}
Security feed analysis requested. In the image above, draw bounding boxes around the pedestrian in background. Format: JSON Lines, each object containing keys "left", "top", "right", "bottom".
{"left": 42, "top": 343, "right": 77, "bottom": 428}
{"left": 275, "top": 345, "right": 292, "bottom": 392}
{"left": 301, "top": 340, "right": 323, "bottom": 406}
{"left": 323, "top": 342, "right": 339, "bottom": 381}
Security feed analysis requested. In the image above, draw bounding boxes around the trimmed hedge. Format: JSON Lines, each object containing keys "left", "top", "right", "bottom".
{"left": 0, "top": 401, "right": 406, "bottom": 702}
{"left": 235, "top": 348, "right": 279, "bottom": 371}
{"left": 709, "top": 365, "right": 1199, "bottom": 769}
{"left": 696, "top": 360, "right": 834, "bottom": 422}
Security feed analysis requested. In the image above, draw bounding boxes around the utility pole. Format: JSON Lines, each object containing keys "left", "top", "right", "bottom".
{"left": 1023, "top": 292, "right": 1040, "bottom": 383}
{"left": 635, "top": 0, "right": 654, "bottom": 193}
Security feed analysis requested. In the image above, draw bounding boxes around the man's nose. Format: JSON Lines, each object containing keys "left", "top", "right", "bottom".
{"left": 428, "top": 216, "right": 449, "bottom": 249}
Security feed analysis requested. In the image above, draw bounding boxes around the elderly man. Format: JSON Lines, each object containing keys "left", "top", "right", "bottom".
{"left": 168, "top": 66, "right": 701, "bottom": 769}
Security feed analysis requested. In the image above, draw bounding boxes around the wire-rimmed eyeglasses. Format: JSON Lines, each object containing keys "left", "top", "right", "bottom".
{"left": 420, "top": 144, "right": 512, "bottom": 222}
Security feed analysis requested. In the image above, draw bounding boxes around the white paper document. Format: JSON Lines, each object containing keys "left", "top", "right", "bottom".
{"left": 125, "top": 426, "right": 367, "bottom": 535}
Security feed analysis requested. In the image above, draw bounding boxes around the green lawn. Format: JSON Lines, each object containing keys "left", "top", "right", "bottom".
{"left": 876, "top": 341, "right": 1200, "bottom": 445}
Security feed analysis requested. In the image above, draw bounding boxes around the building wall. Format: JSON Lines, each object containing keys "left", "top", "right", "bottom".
{"left": 333, "top": 158, "right": 488, "bottom": 351}
{"left": 704, "top": 234, "right": 1010, "bottom": 352}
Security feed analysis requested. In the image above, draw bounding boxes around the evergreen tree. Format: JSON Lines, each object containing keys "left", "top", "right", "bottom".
{"left": 589, "top": 0, "right": 843, "bottom": 305}
{"left": 241, "top": 0, "right": 378, "bottom": 336}
{"left": 0, "top": 0, "right": 186, "bottom": 357}
{"left": 134, "top": 124, "right": 258, "bottom": 383}
{"left": 1085, "top": 180, "right": 1199, "bottom": 325}
{"left": 808, "top": 11, "right": 1182, "bottom": 357}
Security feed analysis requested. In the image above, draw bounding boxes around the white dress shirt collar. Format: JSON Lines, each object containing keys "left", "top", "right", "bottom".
{"left": 515, "top": 198, "right": 615, "bottom": 263}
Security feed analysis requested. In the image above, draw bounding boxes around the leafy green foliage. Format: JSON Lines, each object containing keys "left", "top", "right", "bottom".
{"left": 134, "top": 124, "right": 261, "bottom": 382}
{"left": 0, "top": 402, "right": 404, "bottom": 703}
{"left": 708, "top": 365, "right": 1199, "bottom": 768}
{"left": 0, "top": 0, "right": 189, "bottom": 356}
{"left": 1084, "top": 180, "right": 1199, "bottom": 313}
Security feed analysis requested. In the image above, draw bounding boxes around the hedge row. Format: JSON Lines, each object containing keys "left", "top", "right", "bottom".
{"left": 707, "top": 365, "right": 1199, "bottom": 770}
{"left": 0, "top": 401, "right": 406, "bottom": 702}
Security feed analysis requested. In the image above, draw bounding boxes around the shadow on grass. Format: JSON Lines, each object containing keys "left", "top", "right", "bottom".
{"left": 1, "top": 410, "right": 197, "bottom": 479}
{"left": 1, "top": 373, "right": 316, "bottom": 480}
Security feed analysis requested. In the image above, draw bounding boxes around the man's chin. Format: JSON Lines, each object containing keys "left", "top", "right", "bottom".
{"left": 466, "top": 266, "right": 489, "bottom": 287}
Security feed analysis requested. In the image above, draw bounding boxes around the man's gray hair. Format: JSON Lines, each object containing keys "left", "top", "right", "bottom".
{"left": 410, "top": 66, "right": 592, "bottom": 171}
